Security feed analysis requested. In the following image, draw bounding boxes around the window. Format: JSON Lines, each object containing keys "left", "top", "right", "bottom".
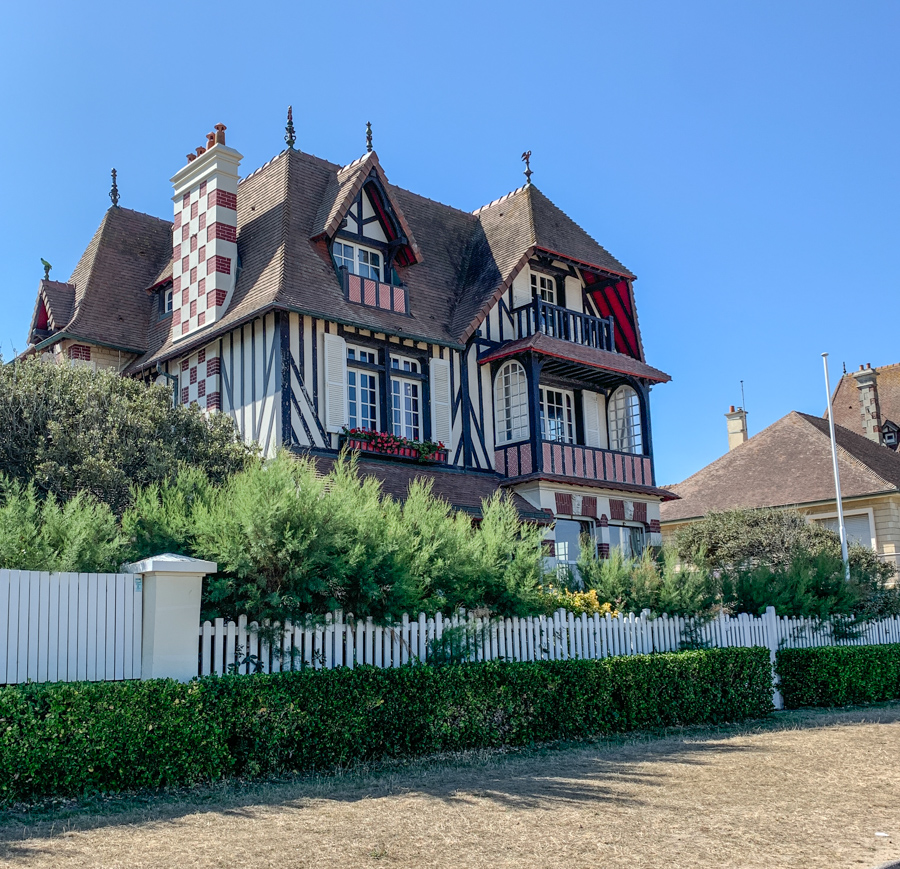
{"left": 554, "top": 519, "right": 592, "bottom": 587}
{"left": 814, "top": 514, "right": 874, "bottom": 550}
{"left": 158, "top": 285, "right": 173, "bottom": 318}
{"left": 608, "top": 385, "right": 643, "bottom": 454}
{"left": 494, "top": 361, "right": 529, "bottom": 445}
{"left": 609, "top": 523, "right": 645, "bottom": 559}
{"left": 531, "top": 272, "right": 556, "bottom": 304}
{"left": 357, "top": 248, "right": 382, "bottom": 281}
{"left": 391, "top": 355, "right": 421, "bottom": 440}
{"left": 333, "top": 241, "right": 355, "bottom": 273}
{"left": 540, "top": 387, "right": 575, "bottom": 443}
{"left": 347, "top": 346, "right": 378, "bottom": 431}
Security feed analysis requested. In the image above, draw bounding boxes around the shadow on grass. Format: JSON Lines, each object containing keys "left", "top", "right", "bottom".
{"left": 1, "top": 702, "right": 898, "bottom": 859}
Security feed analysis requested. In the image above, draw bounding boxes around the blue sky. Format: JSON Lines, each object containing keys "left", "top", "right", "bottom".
{"left": 1, "top": 0, "right": 897, "bottom": 484}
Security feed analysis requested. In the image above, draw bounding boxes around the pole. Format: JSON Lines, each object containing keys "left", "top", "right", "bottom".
{"left": 822, "top": 353, "right": 850, "bottom": 581}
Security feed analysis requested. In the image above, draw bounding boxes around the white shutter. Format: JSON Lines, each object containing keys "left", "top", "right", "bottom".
{"left": 512, "top": 271, "right": 531, "bottom": 309}
{"left": 430, "top": 357, "right": 452, "bottom": 445}
{"left": 583, "top": 391, "right": 602, "bottom": 447}
{"left": 323, "top": 332, "right": 348, "bottom": 433}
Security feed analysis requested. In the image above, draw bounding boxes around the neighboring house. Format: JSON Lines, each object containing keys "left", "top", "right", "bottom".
{"left": 830, "top": 362, "right": 900, "bottom": 450}
{"left": 25, "top": 118, "right": 675, "bottom": 570}
{"left": 660, "top": 407, "right": 900, "bottom": 570}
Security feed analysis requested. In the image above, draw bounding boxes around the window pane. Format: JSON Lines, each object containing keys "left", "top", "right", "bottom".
{"left": 608, "top": 386, "right": 643, "bottom": 454}
{"left": 391, "top": 377, "right": 420, "bottom": 440}
{"left": 540, "top": 388, "right": 574, "bottom": 443}
{"left": 494, "top": 362, "right": 529, "bottom": 445}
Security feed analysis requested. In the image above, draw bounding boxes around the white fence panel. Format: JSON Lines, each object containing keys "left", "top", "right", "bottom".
{"left": 0, "top": 569, "right": 142, "bottom": 685}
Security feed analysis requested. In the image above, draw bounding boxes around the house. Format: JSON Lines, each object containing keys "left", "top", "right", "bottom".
{"left": 830, "top": 362, "right": 900, "bottom": 450}
{"left": 660, "top": 406, "right": 900, "bottom": 570}
{"left": 25, "top": 116, "right": 675, "bottom": 570}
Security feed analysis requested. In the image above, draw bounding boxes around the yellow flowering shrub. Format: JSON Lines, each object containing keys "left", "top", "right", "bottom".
{"left": 541, "top": 587, "right": 617, "bottom": 617}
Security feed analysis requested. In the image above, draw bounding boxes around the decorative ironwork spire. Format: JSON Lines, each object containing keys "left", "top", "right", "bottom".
{"left": 285, "top": 106, "right": 296, "bottom": 149}
{"left": 109, "top": 168, "right": 120, "bottom": 206}
{"left": 521, "top": 151, "right": 533, "bottom": 185}
{"left": 41, "top": 258, "right": 52, "bottom": 281}
{"left": 366, "top": 121, "right": 373, "bottom": 153}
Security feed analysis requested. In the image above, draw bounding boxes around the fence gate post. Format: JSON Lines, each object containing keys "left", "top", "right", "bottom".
{"left": 764, "top": 605, "right": 784, "bottom": 710}
{"left": 126, "top": 554, "right": 217, "bottom": 682}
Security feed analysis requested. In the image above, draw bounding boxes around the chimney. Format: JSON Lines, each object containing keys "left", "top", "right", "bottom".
{"left": 851, "top": 363, "right": 882, "bottom": 444}
{"left": 170, "top": 123, "right": 242, "bottom": 341}
{"left": 725, "top": 405, "right": 748, "bottom": 450}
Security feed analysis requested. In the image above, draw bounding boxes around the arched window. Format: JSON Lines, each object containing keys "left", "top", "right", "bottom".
{"left": 494, "top": 361, "right": 530, "bottom": 445}
{"left": 608, "top": 386, "right": 643, "bottom": 454}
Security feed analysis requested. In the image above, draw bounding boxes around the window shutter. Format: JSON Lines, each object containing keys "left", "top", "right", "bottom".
{"left": 583, "top": 391, "right": 602, "bottom": 447}
{"left": 323, "top": 332, "right": 348, "bottom": 433}
{"left": 430, "top": 357, "right": 452, "bottom": 445}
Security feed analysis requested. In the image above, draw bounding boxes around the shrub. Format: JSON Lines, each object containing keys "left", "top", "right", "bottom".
{"left": 777, "top": 645, "right": 900, "bottom": 709}
{"left": 0, "top": 648, "right": 773, "bottom": 804}
{"left": 0, "top": 477, "right": 124, "bottom": 572}
{"left": 0, "top": 357, "right": 255, "bottom": 514}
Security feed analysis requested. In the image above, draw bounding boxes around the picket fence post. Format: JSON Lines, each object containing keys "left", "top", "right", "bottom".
{"left": 764, "top": 605, "right": 784, "bottom": 710}
{"left": 125, "top": 554, "right": 217, "bottom": 682}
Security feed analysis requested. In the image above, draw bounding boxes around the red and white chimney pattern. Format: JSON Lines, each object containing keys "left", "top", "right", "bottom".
{"left": 170, "top": 130, "right": 242, "bottom": 342}
{"left": 177, "top": 345, "right": 220, "bottom": 411}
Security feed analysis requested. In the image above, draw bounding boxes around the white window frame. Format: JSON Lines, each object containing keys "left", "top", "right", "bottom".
{"left": 163, "top": 286, "right": 173, "bottom": 314}
{"left": 391, "top": 355, "right": 422, "bottom": 441}
{"left": 332, "top": 240, "right": 383, "bottom": 282}
{"left": 347, "top": 345, "right": 379, "bottom": 432}
{"left": 808, "top": 508, "right": 878, "bottom": 551}
{"left": 608, "top": 385, "right": 643, "bottom": 455}
{"left": 333, "top": 241, "right": 355, "bottom": 273}
{"left": 494, "top": 361, "right": 530, "bottom": 445}
{"left": 531, "top": 272, "right": 556, "bottom": 305}
{"left": 540, "top": 386, "right": 575, "bottom": 444}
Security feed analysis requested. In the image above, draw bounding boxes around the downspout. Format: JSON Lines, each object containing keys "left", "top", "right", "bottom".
{"left": 156, "top": 363, "right": 179, "bottom": 408}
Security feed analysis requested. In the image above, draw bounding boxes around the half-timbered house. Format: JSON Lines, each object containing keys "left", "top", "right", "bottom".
{"left": 25, "top": 119, "right": 675, "bottom": 571}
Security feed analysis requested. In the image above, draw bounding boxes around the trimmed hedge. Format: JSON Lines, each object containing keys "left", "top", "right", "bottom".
{"left": 777, "top": 644, "right": 900, "bottom": 709}
{"left": 0, "top": 648, "right": 772, "bottom": 804}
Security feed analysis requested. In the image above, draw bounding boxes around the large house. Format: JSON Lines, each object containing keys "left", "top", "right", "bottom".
{"left": 25, "top": 117, "right": 674, "bottom": 570}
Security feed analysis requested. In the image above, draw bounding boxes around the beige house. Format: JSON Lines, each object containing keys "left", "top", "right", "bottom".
{"left": 660, "top": 406, "right": 900, "bottom": 571}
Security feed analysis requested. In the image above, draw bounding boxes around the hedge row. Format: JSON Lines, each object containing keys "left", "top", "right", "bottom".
{"left": 777, "top": 644, "right": 900, "bottom": 709}
{"left": 0, "top": 648, "right": 771, "bottom": 804}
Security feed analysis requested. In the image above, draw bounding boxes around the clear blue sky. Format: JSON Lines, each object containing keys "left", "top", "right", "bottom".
{"left": 1, "top": 0, "right": 897, "bottom": 485}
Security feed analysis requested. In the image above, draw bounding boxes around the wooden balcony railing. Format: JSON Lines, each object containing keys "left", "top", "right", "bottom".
{"left": 342, "top": 268, "right": 408, "bottom": 315}
{"left": 514, "top": 298, "right": 615, "bottom": 351}
{"left": 495, "top": 439, "right": 653, "bottom": 487}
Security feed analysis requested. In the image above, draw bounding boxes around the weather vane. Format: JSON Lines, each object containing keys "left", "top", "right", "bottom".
{"left": 521, "top": 150, "right": 533, "bottom": 185}
{"left": 366, "top": 121, "right": 373, "bottom": 153}
{"left": 109, "top": 168, "right": 119, "bottom": 207}
{"left": 41, "top": 258, "right": 52, "bottom": 281}
{"left": 285, "top": 106, "right": 296, "bottom": 149}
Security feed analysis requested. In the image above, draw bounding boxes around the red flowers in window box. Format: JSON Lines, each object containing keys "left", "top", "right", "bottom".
{"left": 341, "top": 427, "right": 448, "bottom": 463}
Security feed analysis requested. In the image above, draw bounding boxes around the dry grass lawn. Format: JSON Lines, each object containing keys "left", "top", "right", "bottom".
{"left": 1, "top": 705, "right": 899, "bottom": 869}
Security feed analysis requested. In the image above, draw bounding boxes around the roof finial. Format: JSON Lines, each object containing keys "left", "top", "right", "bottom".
{"left": 285, "top": 106, "right": 296, "bottom": 149}
{"left": 366, "top": 121, "right": 373, "bottom": 153}
{"left": 109, "top": 168, "right": 120, "bottom": 207}
{"left": 41, "top": 258, "right": 52, "bottom": 281}
{"left": 521, "top": 150, "right": 533, "bottom": 185}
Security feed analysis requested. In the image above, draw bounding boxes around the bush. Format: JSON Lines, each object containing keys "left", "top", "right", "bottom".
{"left": 0, "top": 357, "right": 255, "bottom": 514}
{"left": 0, "top": 648, "right": 772, "bottom": 804}
{"left": 777, "top": 645, "right": 900, "bottom": 709}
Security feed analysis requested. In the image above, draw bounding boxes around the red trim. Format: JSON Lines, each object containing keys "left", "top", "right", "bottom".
{"left": 534, "top": 246, "right": 632, "bottom": 281}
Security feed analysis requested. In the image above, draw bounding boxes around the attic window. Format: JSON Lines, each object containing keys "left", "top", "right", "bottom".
{"left": 333, "top": 241, "right": 382, "bottom": 282}
{"left": 531, "top": 273, "right": 556, "bottom": 305}
{"left": 158, "top": 284, "right": 174, "bottom": 318}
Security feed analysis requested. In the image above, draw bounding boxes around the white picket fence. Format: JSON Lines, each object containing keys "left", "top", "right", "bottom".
{"left": 198, "top": 608, "right": 900, "bottom": 677}
{"left": 0, "top": 570, "right": 143, "bottom": 684}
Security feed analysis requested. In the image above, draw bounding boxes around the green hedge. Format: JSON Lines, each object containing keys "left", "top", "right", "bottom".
{"left": 777, "top": 644, "right": 900, "bottom": 709}
{"left": 0, "top": 648, "right": 772, "bottom": 804}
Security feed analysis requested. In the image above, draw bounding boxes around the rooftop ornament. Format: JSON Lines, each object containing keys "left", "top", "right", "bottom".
{"left": 522, "top": 150, "right": 533, "bottom": 185}
{"left": 41, "top": 258, "right": 52, "bottom": 281}
{"left": 285, "top": 106, "right": 296, "bottom": 149}
{"left": 366, "top": 121, "right": 373, "bottom": 153}
{"left": 109, "top": 168, "right": 119, "bottom": 207}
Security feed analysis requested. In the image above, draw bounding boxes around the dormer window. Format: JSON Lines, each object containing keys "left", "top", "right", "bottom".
{"left": 333, "top": 241, "right": 382, "bottom": 282}
{"left": 531, "top": 273, "right": 556, "bottom": 305}
{"left": 158, "top": 284, "right": 174, "bottom": 318}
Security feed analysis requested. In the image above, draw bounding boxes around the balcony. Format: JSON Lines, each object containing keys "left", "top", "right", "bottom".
{"left": 514, "top": 298, "right": 615, "bottom": 351}
{"left": 495, "top": 440, "right": 654, "bottom": 488}
{"left": 342, "top": 268, "right": 408, "bottom": 315}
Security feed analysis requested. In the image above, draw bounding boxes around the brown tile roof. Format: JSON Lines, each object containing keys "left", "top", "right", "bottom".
{"left": 660, "top": 411, "right": 900, "bottom": 523}
{"left": 501, "top": 472, "right": 679, "bottom": 502}
{"left": 830, "top": 363, "right": 900, "bottom": 437}
{"left": 28, "top": 280, "right": 76, "bottom": 340}
{"left": 311, "top": 455, "right": 551, "bottom": 523}
{"left": 479, "top": 333, "right": 671, "bottom": 383}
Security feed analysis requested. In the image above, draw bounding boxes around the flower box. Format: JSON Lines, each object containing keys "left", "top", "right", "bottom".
{"left": 342, "top": 432, "right": 448, "bottom": 464}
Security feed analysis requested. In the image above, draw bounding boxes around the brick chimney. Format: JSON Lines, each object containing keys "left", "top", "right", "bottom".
{"left": 852, "top": 363, "right": 882, "bottom": 444}
{"left": 170, "top": 124, "right": 242, "bottom": 341}
{"left": 725, "top": 405, "right": 748, "bottom": 450}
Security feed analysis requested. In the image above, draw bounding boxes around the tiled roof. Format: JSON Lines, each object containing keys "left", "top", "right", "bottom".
{"left": 39, "top": 280, "right": 76, "bottom": 329}
{"left": 28, "top": 144, "right": 644, "bottom": 374}
{"left": 479, "top": 333, "right": 671, "bottom": 383}
{"left": 830, "top": 363, "right": 900, "bottom": 437}
{"left": 660, "top": 411, "right": 900, "bottom": 523}
{"left": 311, "top": 455, "right": 551, "bottom": 523}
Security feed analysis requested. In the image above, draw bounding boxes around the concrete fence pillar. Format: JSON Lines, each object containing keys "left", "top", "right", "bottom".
{"left": 764, "top": 605, "right": 784, "bottom": 710}
{"left": 125, "top": 554, "right": 217, "bottom": 682}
